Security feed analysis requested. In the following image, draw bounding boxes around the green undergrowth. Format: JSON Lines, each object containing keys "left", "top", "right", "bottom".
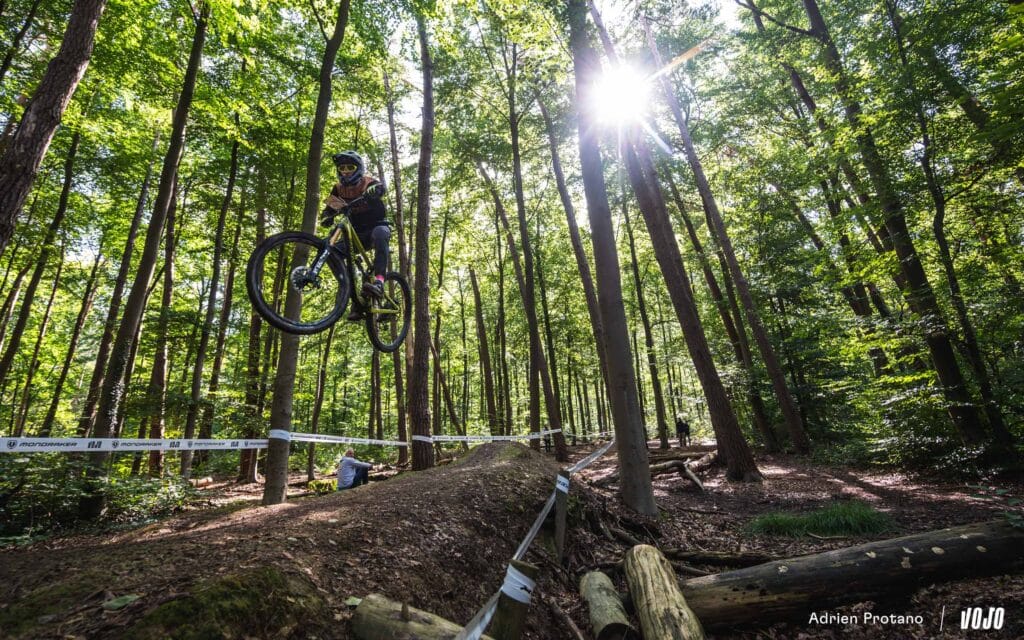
{"left": 0, "top": 569, "right": 109, "bottom": 637}
{"left": 746, "top": 500, "right": 894, "bottom": 537}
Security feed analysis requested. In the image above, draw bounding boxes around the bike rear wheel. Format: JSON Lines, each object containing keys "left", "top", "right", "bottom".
{"left": 246, "top": 231, "right": 349, "bottom": 335}
{"left": 364, "top": 272, "right": 412, "bottom": 352}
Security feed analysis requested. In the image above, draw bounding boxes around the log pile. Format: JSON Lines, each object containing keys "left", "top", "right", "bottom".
{"left": 577, "top": 519, "right": 1024, "bottom": 635}
{"left": 595, "top": 450, "right": 716, "bottom": 489}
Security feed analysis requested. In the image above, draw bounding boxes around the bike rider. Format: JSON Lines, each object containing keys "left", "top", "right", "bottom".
{"left": 319, "top": 150, "right": 389, "bottom": 321}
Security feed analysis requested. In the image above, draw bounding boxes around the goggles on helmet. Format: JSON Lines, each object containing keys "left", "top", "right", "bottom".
{"left": 336, "top": 164, "right": 358, "bottom": 173}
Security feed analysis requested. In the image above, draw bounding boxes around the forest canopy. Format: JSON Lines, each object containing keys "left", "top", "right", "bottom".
{"left": 0, "top": 0, "right": 1021, "bottom": 532}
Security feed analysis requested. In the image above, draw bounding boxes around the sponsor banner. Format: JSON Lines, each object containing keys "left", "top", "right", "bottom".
{"left": 0, "top": 438, "right": 269, "bottom": 453}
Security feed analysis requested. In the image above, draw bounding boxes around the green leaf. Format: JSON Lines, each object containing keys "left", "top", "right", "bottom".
{"left": 102, "top": 594, "right": 142, "bottom": 611}
{"left": 344, "top": 597, "right": 362, "bottom": 607}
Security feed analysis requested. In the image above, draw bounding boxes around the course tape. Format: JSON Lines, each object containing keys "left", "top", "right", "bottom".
{"left": 456, "top": 437, "right": 616, "bottom": 640}
{"left": 500, "top": 565, "right": 535, "bottom": 604}
{"left": 291, "top": 432, "right": 408, "bottom": 447}
{"left": 0, "top": 429, "right": 566, "bottom": 454}
{"left": 0, "top": 437, "right": 269, "bottom": 453}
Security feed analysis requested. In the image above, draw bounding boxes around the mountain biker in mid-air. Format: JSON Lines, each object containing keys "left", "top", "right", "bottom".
{"left": 319, "top": 150, "right": 389, "bottom": 321}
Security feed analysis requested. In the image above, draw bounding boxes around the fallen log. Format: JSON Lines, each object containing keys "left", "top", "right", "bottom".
{"left": 680, "top": 519, "right": 1024, "bottom": 630}
{"left": 352, "top": 593, "right": 494, "bottom": 640}
{"left": 596, "top": 458, "right": 707, "bottom": 488}
{"left": 625, "top": 545, "right": 705, "bottom": 639}
{"left": 664, "top": 549, "right": 772, "bottom": 567}
{"left": 579, "top": 571, "right": 638, "bottom": 640}
{"left": 687, "top": 451, "right": 717, "bottom": 474}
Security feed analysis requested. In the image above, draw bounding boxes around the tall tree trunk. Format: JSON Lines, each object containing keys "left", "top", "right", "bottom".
{"left": 470, "top": 268, "right": 499, "bottom": 435}
{"left": 79, "top": 4, "right": 208, "bottom": 520}
{"left": 622, "top": 205, "right": 671, "bottom": 449}
{"left": 503, "top": 49, "right": 568, "bottom": 461}
{"left": 409, "top": 13, "right": 435, "bottom": 471}
{"left": 664, "top": 174, "right": 779, "bottom": 451}
{"left": 884, "top": 0, "right": 1012, "bottom": 451}
{"left": 495, "top": 223, "right": 511, "bottom": 436}
{"left": 642, "top": 23, "right": 809, "bottom": 455}
{"left": 39, "top": 245, "right": 102, "bottom": 436}
{"left": 536, "top": 96, "right": 611, "bottom": 402}
{"left": 568, "top": 0, "right": 656, "bottom": 515}
{"left": 621, "top": 135, "right": 760, "bottom": 479}
{"left": 0, "top": 131, "right": 79, "bottom": 387}
{"left": 146, "top": 184, "right": 177, "bottom": 477}
{"left": 0, "top": 0, "right": 107, "bottom": 254}
{"left": 198, "top": 196, "right": 243, "bottom": 456}
{"left": 181, "top": 136, "right": 238, "bottom": 477}
{"left": 263, "top": 0, "right": 350, "bottom": 505}
{"left": 305, "top": 324, "right": 335, "bottom": 481}
{"left": 799, "top": 0, "right": 986, "bottom": 444}
{"left": 76, "top": 130, "right": 157, "bottom": 436}
{"left": 382, "top": 77, "right": 409, "bottom": 464}
{"left": 14, "top": 245, "right": 63, "bottom": 436}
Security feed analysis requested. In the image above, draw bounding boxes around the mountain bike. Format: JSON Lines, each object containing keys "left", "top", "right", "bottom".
{"left": 245, "top": 196, "right": 411, "bottom": 353}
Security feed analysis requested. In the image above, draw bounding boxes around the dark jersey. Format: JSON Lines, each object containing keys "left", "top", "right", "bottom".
{"left": 331, "top": 175, "right": 387, "bottom": 236}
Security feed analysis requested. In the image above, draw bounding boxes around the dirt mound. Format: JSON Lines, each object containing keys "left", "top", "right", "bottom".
{"left": 0, "top": 442, "right": 579, "bottom": 639}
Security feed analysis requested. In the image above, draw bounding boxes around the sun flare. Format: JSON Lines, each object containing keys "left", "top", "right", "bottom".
{"left": 588, "top": 64, "right": 651, "bottom": 126}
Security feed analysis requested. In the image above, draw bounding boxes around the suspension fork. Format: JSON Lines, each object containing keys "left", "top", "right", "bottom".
{"left": 310, "top": 225, "right": 345, "bottom": 277}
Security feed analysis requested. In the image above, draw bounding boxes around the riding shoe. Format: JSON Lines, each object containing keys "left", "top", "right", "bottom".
{"left": 363, "top": 279, "right": 384, "bottom": 298}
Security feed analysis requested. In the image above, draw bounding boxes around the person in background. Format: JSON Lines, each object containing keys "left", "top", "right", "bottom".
{"left": 675, "top": 415, "right": 691, "bottom": 448}
{"left": 337, "top": 449, "right": 372, "bottom": 490}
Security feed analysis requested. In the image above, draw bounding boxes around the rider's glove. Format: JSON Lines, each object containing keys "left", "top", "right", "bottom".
{"left": 319, "top": 207, "right": 335, "bottom": 228}
{"left": 365, "top": 182, "right": 384, "bottom": 200}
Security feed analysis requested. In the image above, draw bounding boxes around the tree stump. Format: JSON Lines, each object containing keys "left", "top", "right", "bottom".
{"left": 352, "top": 593, "right": 494, "bottom": 640}
{"left": 579, "top": 571, "right": 638, "bottom": 640}
{"left": 624, "top": 545, "right": 705, "bottom": 639}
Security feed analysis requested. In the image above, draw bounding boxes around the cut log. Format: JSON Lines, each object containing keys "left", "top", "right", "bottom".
{"left": 579, "top": 571, "right": 638, "bottom": 640}
{"left": 624, "top": 545, "right": 705, "bottom": 639}
{"left": 681, "top": 520, "right": 1024, "bottom": 630}
{"left": 352, "top": 593, "right": 494, "bottom": 640}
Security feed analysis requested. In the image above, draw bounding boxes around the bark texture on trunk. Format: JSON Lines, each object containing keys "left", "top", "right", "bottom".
{"left": 0, "top": 0, "right": 108, "bottom": 254}
{"left": 568, "top": 0, "right": 656, "bottom": 515}
{"left": 409, "top": 13, "right": 436, "bottom": 471}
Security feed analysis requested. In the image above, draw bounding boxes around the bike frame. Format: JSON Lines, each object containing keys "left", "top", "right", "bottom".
{"left": 308, "top": 211, "right": 400, "bottom": 321}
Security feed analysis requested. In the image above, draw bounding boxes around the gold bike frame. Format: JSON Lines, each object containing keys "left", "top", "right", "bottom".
{"left": 327, "top": 214, "right": 400, "bottom": 321}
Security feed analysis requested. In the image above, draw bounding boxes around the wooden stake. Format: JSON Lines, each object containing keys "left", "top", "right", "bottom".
{"left": 555, "top": 469, "right": 570, "bottom": 563}
{"left": 489, "top": 559, "right": 539, "bottom": 640}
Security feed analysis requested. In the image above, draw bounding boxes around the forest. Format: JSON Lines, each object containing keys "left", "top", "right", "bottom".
{"left": 0, "top": 0, "right": 1022, "bottom": 637}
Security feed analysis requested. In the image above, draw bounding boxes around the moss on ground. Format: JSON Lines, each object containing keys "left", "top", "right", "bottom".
{"left": 0, "top": 569, "right": 109, "bottom": 637}
{"left": 124, "top": 567, "right": 329, "bottom": 640}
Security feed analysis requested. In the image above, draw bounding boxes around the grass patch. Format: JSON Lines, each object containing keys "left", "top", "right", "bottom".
{"left": 746, "top": 500, "right": 894, "bottom": 537}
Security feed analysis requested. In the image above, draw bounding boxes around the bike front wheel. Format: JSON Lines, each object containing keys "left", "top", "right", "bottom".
{"left": 246, "top": 231, "right": 350, "bottom": 335}
{"left": 364, "top": 272, "right": 412, "bottom": 352}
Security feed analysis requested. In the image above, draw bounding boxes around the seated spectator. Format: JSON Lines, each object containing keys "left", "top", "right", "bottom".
{"left": 337, "top": 449, "right": 372, "bottom": 490}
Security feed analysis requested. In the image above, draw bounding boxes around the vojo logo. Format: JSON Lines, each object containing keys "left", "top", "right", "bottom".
{"left": 961, "top": 607, "right": 1004, "bottom": 630}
